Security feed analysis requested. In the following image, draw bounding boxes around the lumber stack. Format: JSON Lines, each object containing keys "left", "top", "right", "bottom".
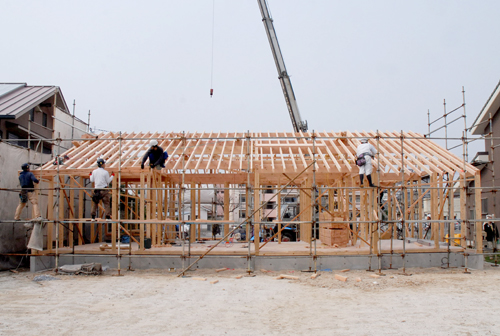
{"left": 319, "top": 212, "right": 349, "bottom": 247}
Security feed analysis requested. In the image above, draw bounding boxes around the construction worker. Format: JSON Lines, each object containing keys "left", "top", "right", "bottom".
{"left": 90, "top": 158, "right": 113, "bottom": 221}
{"left": 14, "top": 163, "right": 42, "bottom": 221}
{"left": 141, "top": 140, "right": 168, "bottom": 170}
{"left": 356, "top": 138, "right": 377, "bottom": 187}
{"left": 484, "top": 215, "right": 499, "bottom": 252}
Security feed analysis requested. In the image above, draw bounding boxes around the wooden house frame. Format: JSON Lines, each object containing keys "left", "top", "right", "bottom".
{"left": 32, "top": 130, "right": 483, "bottom": 259}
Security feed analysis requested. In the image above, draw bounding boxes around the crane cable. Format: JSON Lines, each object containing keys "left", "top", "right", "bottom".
{"left": 210, "top": 0, "right": 215, "bottom": 98}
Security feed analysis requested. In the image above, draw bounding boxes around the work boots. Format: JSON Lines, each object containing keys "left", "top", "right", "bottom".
{"left": 367, "top": 174, "right": 376, "bottom": 188}
{"left": 359, "top": 174, "right": 364, "bottom": 186}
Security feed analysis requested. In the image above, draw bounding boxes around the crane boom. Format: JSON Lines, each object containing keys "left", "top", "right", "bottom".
{"left": 257, "top": 0, "right": 307, "bottom": 133}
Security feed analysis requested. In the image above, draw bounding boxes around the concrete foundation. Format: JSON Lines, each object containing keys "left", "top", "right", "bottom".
{"left": 30, "top": 252, "right": 484, "bottom": 272}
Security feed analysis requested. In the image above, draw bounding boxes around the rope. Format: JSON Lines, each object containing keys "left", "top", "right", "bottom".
{"left": 210, "top": 0, "right": 215, "bottom": 97}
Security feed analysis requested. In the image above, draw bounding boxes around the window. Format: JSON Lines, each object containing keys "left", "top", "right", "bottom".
{"left": 42, "top": 113, "right": 48, "bottom": 127}
{"left": 239, "top": 210, "right": 246, "bottom": 218}
{"left": 481, "top": 198, "right": 488, "bottom": 215}
{"left": 239, "top": 194, "right": 246, "bottom": 203}
{"left": 29, "top": 108, "right": 35, "bottom": 121}
{"left": 8, "top": 132, "right": 27, "bottom": 148}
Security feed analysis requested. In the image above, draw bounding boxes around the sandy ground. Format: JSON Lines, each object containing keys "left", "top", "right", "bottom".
{"left": 0, "top": 265, "right": 499, "bottom": 336}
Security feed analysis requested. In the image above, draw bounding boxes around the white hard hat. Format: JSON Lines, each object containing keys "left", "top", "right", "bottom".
{"left": 360, "top": 138, "right": 369, "bottom": 143}
{"left": 149, "top": 140, "right": 158, "bottom": 147}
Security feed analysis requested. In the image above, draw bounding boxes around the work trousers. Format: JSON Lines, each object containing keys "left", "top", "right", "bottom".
{"left": 91, "top": 189, "right": 111, "bottom": 218}
{"left": 358, "top": 155, "right": 373, "bottom": 175}
{"left": 14, "top": 191, "right": 41, "bottom": 220}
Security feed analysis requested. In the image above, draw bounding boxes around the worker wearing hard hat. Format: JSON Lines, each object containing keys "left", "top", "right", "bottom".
{"left": 14, "top": 163, "right": 42, "bottom": 221}
{"left": 356, "top": 138, "right": 377, "bottom": 187}
{"left": 141, "top": 140, "right": 168, "bottom": 170}
{"left": 89, "top": 158, "right": 114, "bottom": 221}
{"left": 483, "top": 214, "right": 499, "bottom": 252}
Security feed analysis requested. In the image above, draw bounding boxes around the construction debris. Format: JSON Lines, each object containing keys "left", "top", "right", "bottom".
{"left": 310, "top": 273, "right": 320, "bottom": 279}
{"left": 275, "top": 274, "right": 299, "bottom": 280}
{"left": 334, "top": 274, "right": 347, "bottom": 282}
{"left": 59, "top": 263, "right": 103, "bottom": 275}
{"left": 192, "top": 277, "right": 207, "bottom": 281}
{"left": 210, "top": 280, "right": 219, "bottom": 284}
{"left": 216, "top": 268, "right": 228, "bottom": 272}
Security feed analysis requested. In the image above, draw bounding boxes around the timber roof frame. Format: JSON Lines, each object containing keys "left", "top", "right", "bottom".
{"left": 38, "top": 131, "right": 478, "bottom": 183}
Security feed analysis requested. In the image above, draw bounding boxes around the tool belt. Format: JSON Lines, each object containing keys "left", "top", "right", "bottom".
{"left": 19, "top": 189, "right": 28, "bottom": 203}
{"left": 92, "top": 189, "right": 105, "bottom": 203}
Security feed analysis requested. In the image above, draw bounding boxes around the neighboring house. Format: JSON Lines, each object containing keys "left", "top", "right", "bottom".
{"left": 0, "top": 83, "right": 88, "bottom": 269}
{"left": 470, "top": 79, "right": 500, "bottom": 220}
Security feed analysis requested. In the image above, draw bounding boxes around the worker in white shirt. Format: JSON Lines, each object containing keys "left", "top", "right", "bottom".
{"left": 89, "top": 158, "right": 114, "bottom": 221}
{"left": 356, "top": 138, "right": 377, "bottom": 187}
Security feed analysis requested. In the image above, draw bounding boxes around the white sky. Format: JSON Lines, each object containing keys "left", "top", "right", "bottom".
{"left": 2, "top": 0, "right": 500, "bottom": 156}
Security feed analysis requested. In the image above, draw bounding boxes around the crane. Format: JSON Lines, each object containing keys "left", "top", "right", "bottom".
{"left": 257, "top": 0, "right": 308, "bottom": 133}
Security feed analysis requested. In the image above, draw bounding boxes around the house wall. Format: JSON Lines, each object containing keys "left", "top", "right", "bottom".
{"left": 480, "top": 107, "right": 500, "bottom": 219}
{"left": 0, "top": 142, "right": 51, "bottom": 269}
{"left": 54, "top": 108, "right": 88, "bottom": 153}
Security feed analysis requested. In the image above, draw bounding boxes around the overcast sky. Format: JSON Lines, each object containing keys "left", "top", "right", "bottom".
{"left": 2, "top": 0, "right": 500, "bottom": 156}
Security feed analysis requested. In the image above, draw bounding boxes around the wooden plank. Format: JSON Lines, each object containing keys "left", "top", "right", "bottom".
{"left": 78, "top": 177, "right": 84, "bottom": 245}
{"left": 254, "top": 171, "right": 260, "bottom": 255}
{"left": 140, "top": 172, "right": 145, "bottom": 251}
{"left": 111, "top": 177, "right": 117, "bottom": 252}
{"left": 460, "top": 178, "right": 467, "bottom": 248}
{"left": 475, "top": 173, "right": 483, "bottom": 253}
{"left": 47, "top": 179, "right": 54, "bottom": 252}
{"left": 69, "top": 178, "right": 75, "bottom": 248}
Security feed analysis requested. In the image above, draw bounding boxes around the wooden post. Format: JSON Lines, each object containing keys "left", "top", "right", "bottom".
{"left": 224, "top": 182, "right": 230, "bottom": 238}
{"left": 111, "top": 177, "right": 117, "bottom": 252}
{"left": 449, "top": 180, "right": 455, "bottom": 243}
{"left": 417, "top": 179, "right": 423, "bottom": 239}
{"left": 58, "top": 176, "right": 65, "bottom": 247}
{"left": 410, "top": 180, "right": 415, "bottom": 238}
{"left": 245, "top": 183, "right": 250, "bottom": 243}
{"left": 300, "top": 177, "right": 312, "bottom": 242}
{"left": 370, "top": 188, "right": 379, "bottom": 254}
{"left": 69, "top": 178, "right": 75, "bottom": 248}
{"left": 78, "top": 178, "right": 84, "bottom": 246}
{"left": 277, "top": 185, "right": 281, "bottom": 244}
{"left": 475, "top": 173, "right": 483, "bottom": 253}
{"left": 360, "top": 189, "right": 367, "bottom": 244}
{"left": 438, "top": 175, "right": 444, "bottom": 242}
{"left": 146, "top": 172, "right": 151, "bottom": 239}
{"left": 254, "top": 171, "right": 260, "bottom": 254}
{"left": 151, "top": 173, "right": 157, "bottom": 245}
{"left": 460, "top": 178, "right": 467, "bottom": 248}
{"left": 197, "top": 185, "right": 201, "bottom": 241}
{"left": 140, "top": 172, "right": 145, "bottom": 251}
{"left": 431, "top": 173, "right": 439, "bottom": 248}
{"left": 190, "top": 183, "right": 196, "bottom": 243}
{"left": 47, "top": 179, "right": 54, "bottom": 252}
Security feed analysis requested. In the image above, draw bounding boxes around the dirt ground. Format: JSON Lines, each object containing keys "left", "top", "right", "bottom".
{"left": 0, "top": 264, "right": 499, "bottom": 336}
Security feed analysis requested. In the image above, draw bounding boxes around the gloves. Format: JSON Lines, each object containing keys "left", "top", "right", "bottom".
{"left": 141, "top": 164, "right": 144, "bottom": 169}
{"left": 111, "top": 173, "right": 115, "bottom": 177}
{"left": 89, "top": 172, "right": 92, "bottom": 176}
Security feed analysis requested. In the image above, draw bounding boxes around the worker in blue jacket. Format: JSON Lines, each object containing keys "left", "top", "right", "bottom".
{"left": 141, "top": 140, "right": 168, "bottom": 170}
{"left": 14, "top": 163, "right": 42, "bottom": 221}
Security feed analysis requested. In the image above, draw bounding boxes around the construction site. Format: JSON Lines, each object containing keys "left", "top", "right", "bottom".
{"left": 3, "top": 2, "right": 500, "bottom": 335}
{"left": 9, "top": 124, "right": 486, "bottom": 273}
{"left": 1, "top": 1, "right": 497, "bottom": 276}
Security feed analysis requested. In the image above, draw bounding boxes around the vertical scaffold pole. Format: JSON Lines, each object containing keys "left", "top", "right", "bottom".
{"left": 55, "top": 134, "right": 61, "bottom": 271}
{"left": 246, "top": 131, "right": 253, "bottom": 274}
{"left": 400, "top": 131, "right": 407, "bottom": 275}
{"left": 116, "top": 132, "right": 123, "bottom": 276}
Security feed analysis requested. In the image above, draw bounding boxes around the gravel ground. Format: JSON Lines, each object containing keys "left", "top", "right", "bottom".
{"left": 0, "top": 265, "right": 499, "bottom": 336}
